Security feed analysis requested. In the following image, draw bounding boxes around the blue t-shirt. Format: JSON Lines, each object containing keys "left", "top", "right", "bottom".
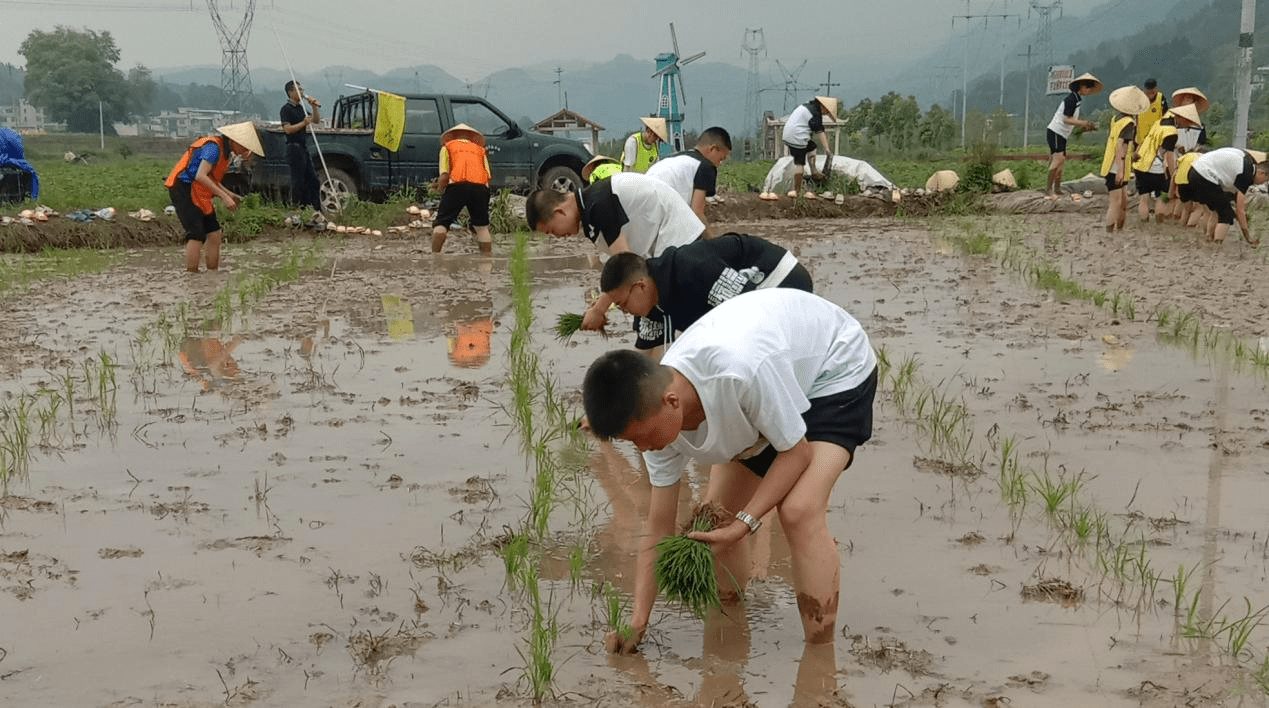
{"left": 178, "top": 141, "right": 223, "bottom": 184}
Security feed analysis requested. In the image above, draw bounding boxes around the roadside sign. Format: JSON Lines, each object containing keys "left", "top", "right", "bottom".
{"left": 1046, "top": 65, "right": 1074, "bottom": 95}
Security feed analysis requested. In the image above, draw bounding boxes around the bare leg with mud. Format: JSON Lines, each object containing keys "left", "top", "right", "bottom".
{"left": 704, "top": 462, "right": 761, "bottom": 601}
{"left": 780, "top": 441, "right": 851, "bottom": 644}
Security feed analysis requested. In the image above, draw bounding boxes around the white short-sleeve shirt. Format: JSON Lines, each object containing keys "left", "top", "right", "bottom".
{"left": 641, "top": 289, "right": 876, "bottom": 487}
{"left": 606, "top": 172, "right": 704, "bottom": 257}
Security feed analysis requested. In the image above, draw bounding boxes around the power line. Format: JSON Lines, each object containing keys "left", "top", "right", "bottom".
{"left": 0, "top": 0, "right": 198, "bottom": 10}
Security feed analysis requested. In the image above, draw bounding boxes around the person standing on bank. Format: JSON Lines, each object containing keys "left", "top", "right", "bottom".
{"left": 782, "top": 96, "right": 838, "bottom": 199}
{"left": 165, "top": 122, "right": 263, "bottom": 273}
{"left": 431, "top": 123, "right": 494, "bottom": 255}
{"left": 622, "top": 117, "right": 668, "bottom": 173}
{"left": 280, "top": 80, "right": 324, "bottom": 222}
{"left": 1045, "top": 73, "right": 1102, "bottom": 198}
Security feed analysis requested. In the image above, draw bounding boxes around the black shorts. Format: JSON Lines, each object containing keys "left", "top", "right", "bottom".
{"left": 433, "top": 181, "right": 491, "bottom": 229}
{"left": 1104, "top": 172, "right": 1126, "bottom": 192}
{"left": 1176, "top": 181, "right": 1196, "bottom": 203}
{"left": 1134, "top": 171, "right": 1169, "bottom": 197}
{"left": 169, "top": 181, "right": 220, "bottom": 243}
{"left": 739, "top": 367, "right": 877, "bottom": 477}
{"left": 1046, "top": 129, "right": 1067, "bottom": 155}
{"left": 1187, "top": 173, "right": 1237, "bottom": 224}
{"left": 785, "top": 141, "right": 817, "bottom": 166}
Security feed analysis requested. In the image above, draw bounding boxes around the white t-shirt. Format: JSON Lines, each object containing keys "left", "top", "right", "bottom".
{"left": 645, "top": 151, "right": 716, "bottom": 206}
{"left": 642, "top": 289, "right": 877, "bottom": 487}
{"left": 782, "top": 103, "right": 815, "bottom": 147}
{"left": 1046, "top": 92, "right": 1081, "bottom": 138}
{"left": 600, "top": 172, "right": 703, "bottom": 257}
{"left": 1193, "top": 147, "right": 1251, "bottom": 192}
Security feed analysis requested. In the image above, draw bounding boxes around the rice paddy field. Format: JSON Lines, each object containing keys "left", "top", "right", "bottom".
{"left": 1, "top": 190, "right": 1268, "bottom": 707}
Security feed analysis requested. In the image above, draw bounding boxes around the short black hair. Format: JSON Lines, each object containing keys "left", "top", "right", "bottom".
{"left": 696, "top": 126, "right": 732, "bottom": 151}
{"left": 285, "top": 80, "right": 301, "bottom": 94}
{"left": 583, "top": 350, "right": 672, "bottom": 440}
{"left": 525, "top": 188, "right": 569, "bottom": 231}
{"left": 1144, "top": 78, "right": 1158, "bottom": 90}
{"left": 600, "top": 252, "right": 648, "bottom": 292}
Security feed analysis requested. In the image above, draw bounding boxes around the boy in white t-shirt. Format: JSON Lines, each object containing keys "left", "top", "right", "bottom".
{"left": 1188, "top": 147, "right": 1269, "bottom": 245}
{"left": 645, "top": 126, "right": 732, "bottom": 221}
{"left": 1044, "top": 73, "right": 1101, "bottom": 198}
{"left": 582, "top": 288, "right": 878, "bottom": 653}
{"left": 526, "top": 172, "right": 706, "bottom": 330}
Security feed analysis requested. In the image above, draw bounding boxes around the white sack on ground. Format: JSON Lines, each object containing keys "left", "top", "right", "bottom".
{"left": 761, "top": 154, "right": 895, "bottom": 193}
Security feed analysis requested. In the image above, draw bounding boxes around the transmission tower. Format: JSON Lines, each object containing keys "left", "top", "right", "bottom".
{"left": 775, "top": 59, "right": 807, "bottom": 113}
{"left": 742, "top": 28, "right": 766, "bottom": 139}
{"left": 1029, "top": 0, "right": 1062, "bottom": 70}
{"left": 207, "top": 0, "right": 257, "bottom": 115}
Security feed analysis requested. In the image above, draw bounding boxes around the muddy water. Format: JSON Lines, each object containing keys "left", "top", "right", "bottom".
{"left": 1, "top": 218, "right": 1266, "bottom": 707}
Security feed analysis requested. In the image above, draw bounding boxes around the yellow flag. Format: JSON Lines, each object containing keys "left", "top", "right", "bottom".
{"left": 374, "top": 91, "right": 406, "bottom": 151}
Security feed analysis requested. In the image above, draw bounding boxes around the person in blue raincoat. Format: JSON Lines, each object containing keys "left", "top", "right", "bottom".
{"left": 0, "top": 127, "right": 39, "bottom": 201}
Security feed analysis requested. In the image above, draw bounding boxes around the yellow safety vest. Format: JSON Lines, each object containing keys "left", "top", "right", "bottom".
{"left": 1135, "top": 92, "right": 1165, "bottom": 143}
{"left": 1101, "top": 115, "right": 1136, "bottom": 177}
{"left": 1132, "top": 122, "right": 1178, "bottom": 174}
{"left": 625, "top": 131, "right": 658, "bottom": 172}
{"left": 1175, "top": 151, "right": 1201, "bottom": 186}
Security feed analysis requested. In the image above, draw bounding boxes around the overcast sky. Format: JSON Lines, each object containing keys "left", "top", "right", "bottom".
{"left": 0, "top": 0, "right": 1112, "bottom": 81}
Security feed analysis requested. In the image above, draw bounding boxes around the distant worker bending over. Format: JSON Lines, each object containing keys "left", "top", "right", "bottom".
{"left": 782, "top": 96, "right": 838, "bottom": 199}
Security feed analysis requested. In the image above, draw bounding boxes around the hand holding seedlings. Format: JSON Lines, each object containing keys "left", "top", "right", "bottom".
{"left": 604, "top": 624, "right": 646, "bottom": 654}
{"left": 685, "top": 517, "right": 749, "bottom": 551}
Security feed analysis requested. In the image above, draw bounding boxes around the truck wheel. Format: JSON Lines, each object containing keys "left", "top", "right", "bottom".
{"left": 319, "top": 168, "right": 357, "bottom": 213}
{"left": 540, "top": 165, "right": 583, "bottom": 193}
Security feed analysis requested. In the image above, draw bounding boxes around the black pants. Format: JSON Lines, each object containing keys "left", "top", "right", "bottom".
{"left": 286, "top": 143, "right": 322, "bottom": 211}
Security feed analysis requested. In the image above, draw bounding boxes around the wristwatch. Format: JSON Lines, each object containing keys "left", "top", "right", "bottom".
{"left": 735, "top": 510, "right": 762, "bottom": 534}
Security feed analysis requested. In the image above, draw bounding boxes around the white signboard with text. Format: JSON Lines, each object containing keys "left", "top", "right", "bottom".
{"left": 1046, "top": 65, "right": 1074, "bottom": 95}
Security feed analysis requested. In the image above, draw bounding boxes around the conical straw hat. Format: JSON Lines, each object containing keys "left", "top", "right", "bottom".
{"left": 992, "top": 168, "right": 1017, "bottom": 189}
{"left": 1069, "top": 73, "right": 1103, "bottom": 94}
{"left": 815, "top": 96, "right": 840, "bottom": 120}
{"left": 217, "top": 122, "right": 264, "bottom": 156}
{"left": 1170, "top": 87, "right": 1210, "bottom": 114}
{"left": 1108, "top": 86, "right": 1149, "bottom": 115}
{"left": 441, "top": 123, "right": 485, "bottom": 146}
{"left": 1248, "top": 150, "right": 1267, "bottom": 164}
{"left": 582, "top": 155, "right": 619, "bottom": 181}
{"left": 639, "top": 116, "right": 668, "bottom": 142}
{"left": 1167, "top": 103, "right": 1202, "bottom": 127}
{"left": 925, "top": 169, "right": 959, "bottom": 192}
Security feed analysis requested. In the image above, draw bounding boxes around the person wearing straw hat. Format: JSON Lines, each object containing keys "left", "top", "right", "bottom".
{"left": 645, "top": 126, "right": 733, "bottom": 222}
{"left": 280, "top": 80, "right": 324, "bottom": 223}
{"left": 782, "top": 96, "right": 839, "bottom": 199}
{"left": 1045, "top": 73, "right": 1102, "bottom": 198}
{"left": 1171, "top": 87, "right": 1210, "bottom": 154}
{"left": 431, "top": 123, "right": 493, "bottom": 255}
{"left": 1134, "top": 78, "right": 1169, "bottom": 145}
{"left": 1188, "top": 147, "right": 1268, "bottom": 246}
{"left": 164, "top": 121, "right": 263, "bottom": 273}
{"left": 1101, "top": 86, "right": 1148, "bottom": 232}
{"left": 1170, "top": 148, "right": 1209, "bottom": 231}
{"left": 1132, "top": 105, "right": 1189, "bottom": 223}
{"left": 622, "top": 117, "right": 668, "bottom": 173}
{"left": 583, "top": 155, "right": 622, "bottom": 184}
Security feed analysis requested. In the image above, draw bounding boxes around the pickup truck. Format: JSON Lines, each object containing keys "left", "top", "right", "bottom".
{"left": 231, "top": 92, "right": 591, "bottom": 210}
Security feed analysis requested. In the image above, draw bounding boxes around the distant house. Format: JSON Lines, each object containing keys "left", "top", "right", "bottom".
{"left": 143, "top": 107, "right": 243, "bottom": 138}
{"left": 0, "top": 99, "right": 54, "bottom": 133}
{"left": 533, "top": 109, "right": 602, "bottom": 153}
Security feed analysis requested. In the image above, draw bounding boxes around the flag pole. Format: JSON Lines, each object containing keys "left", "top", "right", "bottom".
{"left": 272, "top": 24, "right": 336, "bottom": 212}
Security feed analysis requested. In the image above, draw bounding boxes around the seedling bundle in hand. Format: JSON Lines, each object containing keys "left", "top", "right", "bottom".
{"left": 554, "top": 312, "right": 584, "bottom": 342}
{"left": 654, "top": 502, "right": 732, "bottom": 619}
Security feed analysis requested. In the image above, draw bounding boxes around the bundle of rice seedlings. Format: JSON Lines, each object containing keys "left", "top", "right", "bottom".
{"left": 654, "top": 502, "right": 731, "bottom": 618}
{"left": 554, "top": 312, "right": 584, "bottom": 342}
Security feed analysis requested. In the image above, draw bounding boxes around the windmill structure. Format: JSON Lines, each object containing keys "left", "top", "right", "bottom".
{"left": 207, "top": 0, "right": 257, "bottom": 115}
{"left": 652, "top": 23, "right": 705, "bottom": 154}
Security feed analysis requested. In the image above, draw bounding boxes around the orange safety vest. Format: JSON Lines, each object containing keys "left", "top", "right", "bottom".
{"left": 444, "top": 139, "right": 490, "bottom": 185}
{"left": 165, "top": 136, "right": 230, "bottom": 215}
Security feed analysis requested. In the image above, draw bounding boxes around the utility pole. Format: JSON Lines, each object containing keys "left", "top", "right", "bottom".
{"left": 1234, "top": 0, "right": 1255, "bottom": 148}
{"left": 819, "top": 71, "right": 839, "bottom": 97}
{"left": 1018, "top": 45, "right": 1034, "bottom": 149}
{"left": 206, "top": 0, "right": 257, "bottom": 116}
{"left": 952, "top": 2, "right": 1017, "bottom": 148}
{"left": 742, "top": 28, "right": 766, "bottom": 139}
{"left": 553, "top": 67, "right": 564, "bottom": 110}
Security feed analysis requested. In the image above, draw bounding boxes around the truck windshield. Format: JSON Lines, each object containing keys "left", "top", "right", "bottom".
{"left": 451, "top": 101, "right": 513, "bottom": 138}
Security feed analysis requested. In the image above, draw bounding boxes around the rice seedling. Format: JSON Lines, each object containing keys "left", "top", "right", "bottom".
{"left": 1030, "top": 468, "right": 1083, "bottom": 516}
{"left": 1090, "top": 290, "right": 1107, "bottom": 307}
{"left": 553, "top": 312, "right": 585, "bottom": 342}
{"left": 1155, "top": 304, "right": 1172, "bottom": 327}
{"left": 1223, "top": 599, "right": 1268, "bottom": 659}
{"left": 1123, "top": 296, "right": 1136, "bottom": 321}
{"left": 1253, "top": 655, "right": 1269, "bottom": 694}
{"left": 520, "top": 604, "right": 558, "bottom": 702}
{"left": 568, "top": 547, "right": 584, "bottom": 591}
{"left": 502, "top": 532, "right": 530, "bottom": 590}
{"left": 654, "top": 502, "right": 731, "bottom": 619}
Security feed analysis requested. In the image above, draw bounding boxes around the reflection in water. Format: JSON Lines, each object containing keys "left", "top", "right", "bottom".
{"left": 445, "top": 296, "right": 495, "bottom": 370}
{"left": 178, "top": 335, "right": 241, "bottom": 391}
{"left": 381, "top": 295, "right": 416, "bottom": 341}
{"left": 1198, "top": 358, "right": 1230, "bottom": 658}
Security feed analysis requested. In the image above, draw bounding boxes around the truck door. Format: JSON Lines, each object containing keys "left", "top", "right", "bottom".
{"left": 450, "top": 99, "right": 533, "bottom": 191}
{"left": 396, "top": 97, "right": 443, "bottom": 191}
